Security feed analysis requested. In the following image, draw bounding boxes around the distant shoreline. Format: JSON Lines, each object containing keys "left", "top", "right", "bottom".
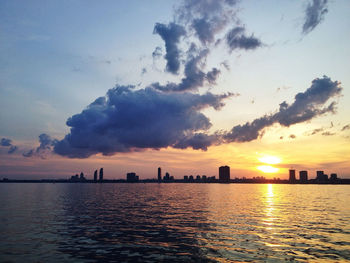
{"left": 1, "top": 179, "right": 350, "bottom": 185}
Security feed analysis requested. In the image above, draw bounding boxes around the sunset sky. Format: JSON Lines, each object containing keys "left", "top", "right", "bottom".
{"left": 1, "top": 0, "right": 349, "bottom": 179}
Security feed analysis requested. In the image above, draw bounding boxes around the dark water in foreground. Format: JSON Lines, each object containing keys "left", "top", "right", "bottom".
{"left": 0, "top": 183, "right": 349, "bottom": 262}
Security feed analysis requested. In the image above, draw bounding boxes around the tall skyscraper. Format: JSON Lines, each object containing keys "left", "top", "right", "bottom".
{"left": 158, "top": 167, "right": 162, "bottom": 182}
{"left": 289, "top": 169, "right": 296, "bottom": 182}
{"left": 299, "top": 170, "right": 308, "bottom": 182}
{"left": 99, "top": 168, "right": 103, "bottom": 182}
{"left": 94, "top": 170, "right": 98, "bottom": 182}
{"left": 219, "top": 166, "right": 230, "bottom": 183}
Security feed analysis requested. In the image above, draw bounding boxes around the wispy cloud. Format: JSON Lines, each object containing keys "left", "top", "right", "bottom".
{"left": 302, "top": 0, "right": 328, "bottom": 34}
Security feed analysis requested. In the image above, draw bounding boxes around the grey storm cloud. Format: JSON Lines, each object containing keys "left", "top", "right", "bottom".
{"left": 53, "top": 85, "right": 233, "bottom": 158}
{"left": 151, "top": 48, "right": 222, "bottom": 92}
{"left": 153, "top": 23, "right": 186, "bottom": 74}
{"left": 23, "top": 133, "right": 58, "bottom": 158}
{"left": 224, "top": 76, "right": 342, "bottom": 142}
{"left": 1, "top": 138, "right": 18, "bottom": 154}
{"left": 226, "top": 27, "right": 262, "bottom": 51}
{"left": 303, "top": 0, "right": 328, "bottom": 34}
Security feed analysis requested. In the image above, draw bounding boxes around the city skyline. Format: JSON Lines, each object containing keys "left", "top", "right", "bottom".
{"left": 0, "top": 0, "right": 349, "bottom": 179}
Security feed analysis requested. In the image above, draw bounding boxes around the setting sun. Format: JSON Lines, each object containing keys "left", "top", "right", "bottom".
{"left": 257, "top": 165, "right": 279, "bottom": 173}
{"left": 257, "top": 155, "right": 281, "bottom": 173}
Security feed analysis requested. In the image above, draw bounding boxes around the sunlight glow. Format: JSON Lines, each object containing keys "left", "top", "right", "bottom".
{"left": 257, "top": 165, "right": 279, "bottom": 173}
{"left": 258, "top": 156, "right": 281, "bottom": 165}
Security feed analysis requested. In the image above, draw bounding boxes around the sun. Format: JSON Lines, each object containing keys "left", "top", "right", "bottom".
{"left": 257, "top": 165, "right": 279, "bottom": 173}
{"left": 257, "top": 155, "right": 281, "bottom": 174}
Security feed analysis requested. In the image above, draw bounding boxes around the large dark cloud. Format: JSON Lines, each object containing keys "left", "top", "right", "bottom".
{"left": 151, "top": 48, "right": 222, "bottom": 92}
{"left": 226, "top": 27, "right": 262, "bottom": 51}
{"left": 54, "top": 85, "right": 233, "bottom": 158}
{"left": 1, "top": 138, "right": 18, "bottom": 154}
{"left": 23, "top": 133, "right": 58, "bottom": 158}
{"left": 302, "top": 0, "right": 328, "bottom": 34}
{"left": 153, "top": 23, "right": 186, "bottom": 74}
{"left": 224, "top": 76, "right": 342, "bottom": 142}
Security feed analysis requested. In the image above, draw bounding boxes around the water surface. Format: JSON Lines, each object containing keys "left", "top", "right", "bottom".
{"left": 0, "top": 183, "right": 349, "bottom": 262}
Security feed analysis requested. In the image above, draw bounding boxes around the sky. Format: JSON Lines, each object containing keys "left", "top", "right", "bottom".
{"left": 0, "top": 0, "right": 349, "bottom": 180}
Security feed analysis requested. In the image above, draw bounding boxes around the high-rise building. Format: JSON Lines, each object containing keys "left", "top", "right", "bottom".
{"left": 127, "top": 172, "right": 139, "bottom": 182}
{"left": 94, "top": 170, "right": 98, "bottom": 182}
{"left": 99, "top": 168, "right": 104, "bottom": 182}
{"left": 219, "top": 166, "right": 230, "bottom": 183}
{"left": 299, "top": 170, "right": 308, "bottom": 182}
{"left": 316, "top": 170, "right": 328, "bottom": 181}
{"left": 158, "top": 167, "right": 162, "bottom": 182}
{"left": 289, "top": 169, "right": 296, "bottom": 182}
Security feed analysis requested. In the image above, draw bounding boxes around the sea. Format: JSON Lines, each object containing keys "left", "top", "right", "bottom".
{"left": 0, "top": 183, "right": 349, "bottom": 262}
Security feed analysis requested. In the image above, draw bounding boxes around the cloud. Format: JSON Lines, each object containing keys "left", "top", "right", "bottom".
{"left": 341, "top": 124, "right": 350, "bottom": 131}
{"left": 224, "top": 76, "right": 342, "bottom": 142}
{"left": 8, "top": 146, "right": 17, "bottom": 154}
{"left": 310, "top": 128, "right": 324, "bottom": 135}
{"left": 321, "top": 131, "right": 335, "bottom": 136}
{"left": 1, "top": 138, "right": 12, "bottom": 147}
{"left": 177, "top": 0, "right": 238, "bottom": 45}
{"left": 1, "top": 138, "right": 18, "bottom": 154}
{"left": 22, "top": 149, "right": 34, "bottom": 157}
{"left": 54, "top": 85, "right": 233, "bottom": 158}
{"left": 303, "top": 0, "right": 328, "bottom": 34}
{"left": 152, "top": 46, "right": 163, "bottom": 59}
{"left": 23, "top": 133, "right": 58, "bottom": 158}
{"left": 152, "top": 48, "right": 222, "bottom": 92}
{"left": 153, "top": 23, "right": 186, "bottom": 74}
{"left": 226, "top": 27, "right": 262, "bottom": 51}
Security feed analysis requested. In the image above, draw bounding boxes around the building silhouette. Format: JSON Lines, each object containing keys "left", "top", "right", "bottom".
{"left": 289, "top": 169, "right": 296, "bottom": 182}
{"left": 94, "top": 170, "right": 98, "bottom": 182}
{"left": 127, "top": 172, "right": 139, "bottom": 182}
{"left": 299, "top": 170, "right": 308, "bottom": 182}
{"left": 99, "top": 168, "right": 104, "bottom": 182}
{"left": 158, "top": 167, "right": 162, "bottom": 182}
{"left": 219, "top": 166, "right": 230, "bottom": 183}
{"left": 80, "top": 172, "right": 86, "bottom": 181}
{"left": 316, "top": 170, "right": 328, "bottom": 181}
{"left": 164, "top": 172, "right": 170, "bottom": 181}
{"left": 330, "top": 173, "right": 337, "bottom": 181}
